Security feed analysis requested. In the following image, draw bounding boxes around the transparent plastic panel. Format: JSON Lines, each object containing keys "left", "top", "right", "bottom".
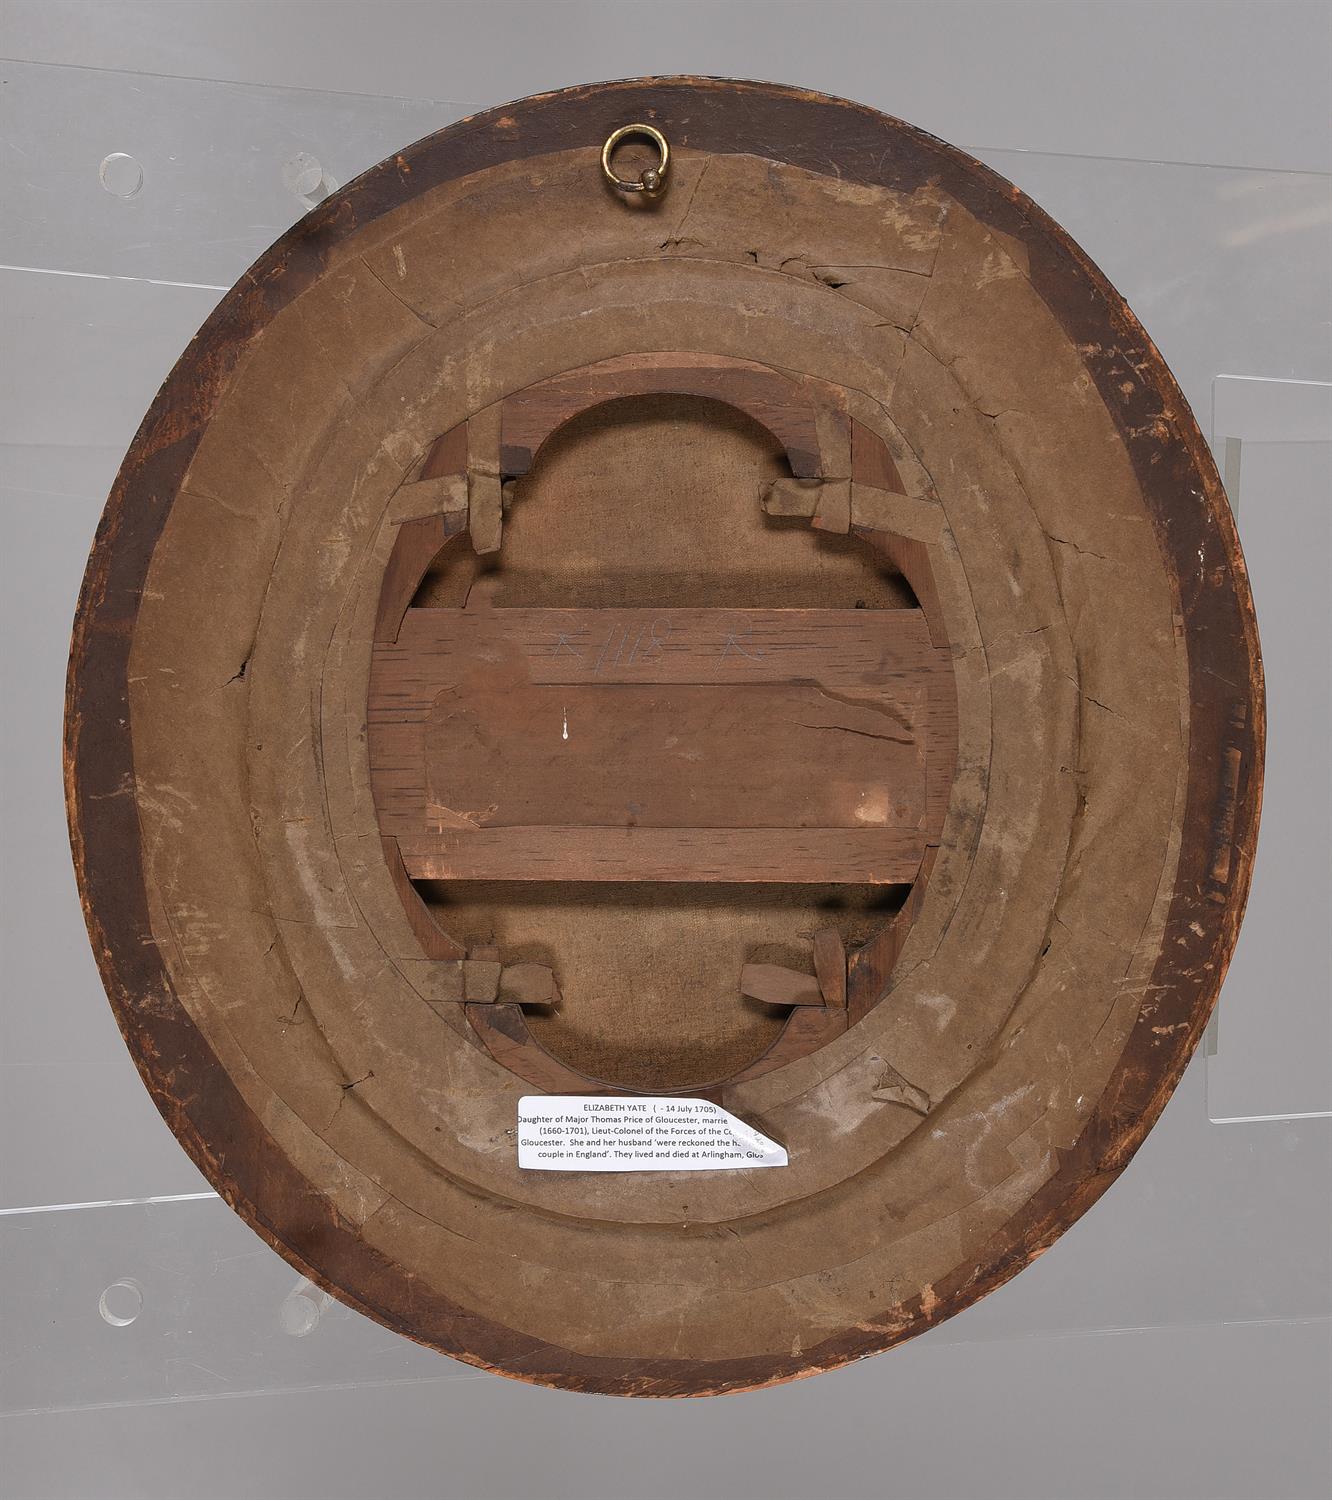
{"left": 2, "top": 60, "right": 467, "bottom": 286}
{"left": 1204, "top": 380, "right": 1332, "bottom": 1122}
{"left": 2, "top": 65, "right": 1328, "bottom": 1432}
{"left": 3, "top": 1054, "right": 1327, "bottom": 1417}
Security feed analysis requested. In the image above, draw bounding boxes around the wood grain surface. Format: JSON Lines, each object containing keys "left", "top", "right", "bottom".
{"left": 371, "top": 601, "right": 949, "bottom": 890}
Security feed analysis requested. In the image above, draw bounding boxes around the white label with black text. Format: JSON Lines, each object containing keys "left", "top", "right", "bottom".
{"left": 517, "top": 1095, "right": 787, "bottom": 1172}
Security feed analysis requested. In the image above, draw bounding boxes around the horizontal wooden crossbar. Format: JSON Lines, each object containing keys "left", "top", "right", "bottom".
{"left": 398, "top": 826, "right": 923, "bottom": 884}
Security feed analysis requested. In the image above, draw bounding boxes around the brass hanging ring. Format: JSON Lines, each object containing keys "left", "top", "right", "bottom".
{"left": 601, "top": 123, "right": 670, "bottom": 196}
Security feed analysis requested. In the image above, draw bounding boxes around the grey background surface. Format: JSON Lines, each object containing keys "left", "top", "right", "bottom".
{"left": 1, "top": 3, "right": 1329, "bottom": 1498}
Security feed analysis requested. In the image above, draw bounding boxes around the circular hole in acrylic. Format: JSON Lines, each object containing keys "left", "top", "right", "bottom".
{"left": 281, "top": 151, "right": 326, "bottom": 201}
{"left": 98, "top": 1277, "right": 143, "bottom": 1327}
{"left": 99, "top": 153, "right": 144, "bottom": 198}
{"left": 279, "top": 1290, "right": 319, "bottom": 1337}
{"left": 279, "top": 1277, "right": 331, "bottom": 1337}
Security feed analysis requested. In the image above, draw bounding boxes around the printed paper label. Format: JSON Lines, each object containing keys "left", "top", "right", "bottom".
{"left": 517, "top": 1095, "right": 787, "bottom": 1172}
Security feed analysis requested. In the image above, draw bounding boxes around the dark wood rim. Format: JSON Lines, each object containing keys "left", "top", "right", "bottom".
{"left": 64, "top": 77, "right": 1263, "bottom": 1397}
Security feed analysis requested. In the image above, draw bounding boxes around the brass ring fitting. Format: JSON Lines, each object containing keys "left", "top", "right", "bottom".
{"left": 601, "top": 123, "right": 670, "bottom": 196}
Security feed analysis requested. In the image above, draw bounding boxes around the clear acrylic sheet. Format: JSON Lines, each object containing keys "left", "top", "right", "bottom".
{"left": 2, "top": 61, "right": 1328, "bottom": 1418}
